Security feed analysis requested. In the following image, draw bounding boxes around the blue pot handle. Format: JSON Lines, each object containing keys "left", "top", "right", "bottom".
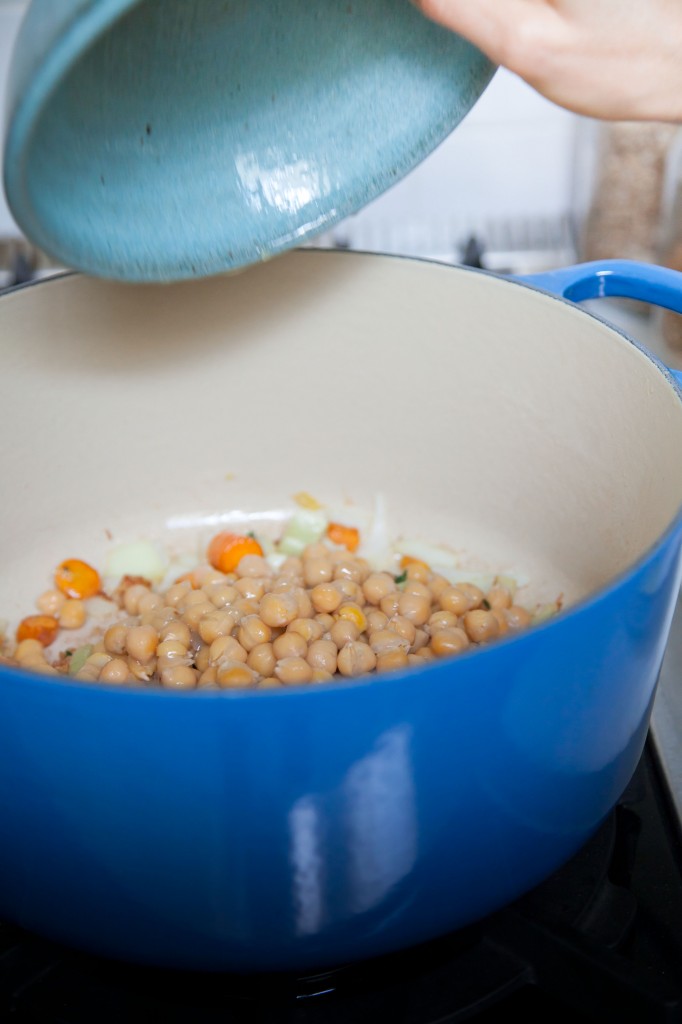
{"left": 517, "top": 259, "right": 682, "bottom": 315}
{"left": 518, "top": 259, "right": 682, "bottom": 390}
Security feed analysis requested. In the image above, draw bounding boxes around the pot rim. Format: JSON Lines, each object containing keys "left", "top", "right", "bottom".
{"left": 1, "top": 250, "right": 681, "bottom": 700}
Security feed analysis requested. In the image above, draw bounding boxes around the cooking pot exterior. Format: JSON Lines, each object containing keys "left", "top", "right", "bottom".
{"left": 1, "top": 253, "right": 682, "bottom": 971}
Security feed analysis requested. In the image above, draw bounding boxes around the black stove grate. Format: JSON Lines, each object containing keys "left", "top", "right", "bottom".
{"left": 2, "top": 740, "right": 682, "bottom": 1023}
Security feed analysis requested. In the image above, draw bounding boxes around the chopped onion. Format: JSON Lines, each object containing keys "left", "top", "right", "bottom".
{"left": 394, "top": 539, "right": 459, "bottom": 568}
{"left": 532, "top": 602, "right": 560, "bottom": 626}
{"left": 357, "top": 493, "right": 394, "bottom": 570}
{"left": 105, "top": 540, "right": 169, "bottom": 583}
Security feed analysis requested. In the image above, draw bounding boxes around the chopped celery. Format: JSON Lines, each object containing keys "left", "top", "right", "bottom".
{"left": 278, "top": 507, "right": 327, "bottom": 556}
{"left": 69, "top": 644, "right": 93, "bottom": 675}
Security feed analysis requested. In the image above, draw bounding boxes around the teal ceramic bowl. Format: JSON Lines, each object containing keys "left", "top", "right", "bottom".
{"left": 3, "top": 0, "right": 495, "bottom": 283}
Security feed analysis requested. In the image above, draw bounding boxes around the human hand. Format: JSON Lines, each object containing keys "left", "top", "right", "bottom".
{"left": 412, "top": 0, "right": 682, "bottom": 122}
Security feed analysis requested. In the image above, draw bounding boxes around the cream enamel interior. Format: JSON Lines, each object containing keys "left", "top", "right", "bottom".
{"left": 1, "top": 250, "right": 682, "bottom": 631}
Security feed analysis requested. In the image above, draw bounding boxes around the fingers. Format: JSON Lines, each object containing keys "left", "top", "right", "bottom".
{"left": 411, "top": 0, "right": 527, "bottom": 63}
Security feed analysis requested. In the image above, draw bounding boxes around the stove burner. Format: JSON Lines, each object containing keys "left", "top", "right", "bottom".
{"left": 2, "top": 742, "right": 682, "bottom": 1023}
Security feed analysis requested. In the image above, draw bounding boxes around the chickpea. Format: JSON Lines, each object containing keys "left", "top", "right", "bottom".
{"left": 295, "top": 588, "right": 314, "bottom": 620}
{"left": 387, "top": 615, "right": 416, "bottom": 645}
{"left": 279, "top": 556, "right": 303, "bottom": 579}
{"left": 379, "top": 593, "right": 400, "bottom": 617}
{"left": 493, "top": 609, "right": 509, "bottom": 636}
{"left": 104, "top": 622, "right": 128, "bottom": 655}
{"left": 231, "top": 598, "right": 260, "bottom": 622}
{"left": 457, "top": 582, "right": 485, "bottom": 610}
{"left": 401, "top": 579, "right": 430, "bottom": 601}
{"left": 181, "top": 588, "right": 213, "bottom": 609}
{"left": 463, "top": 609, "right": 500, "bottom": 644}
{"left": 311, "top": 668, "right": 334, "bottom": 684}
{"left": 128, "top": 656, "right": 156, "bottom": 682}
{"left": 137, "top": 591, "right": 164, "bottom": 615}
{"left": 505, "top": 605, "right": 532, "bottom": 630}
{"left": 330, "top": 619, "right": 360, "bottom": 648}
{"left": 247, "top": 642, "right": 276, "bottom": 677}
{"left": 216, "top": 660, "right": 257, "bottom": 688}
{"left": 59, "top": 599, "right": 86, "bottom": 630}
{"left": 275, "top": 656, "right": 313, "bottom": 685}
{"left": 337, "top": 641, "right": 376, "bottom": 677}
{"left": 302, "top": 542, "right": 331, "bottom": 561}
{"left": 428, "top": 606, "right": 458, "bottom": 630}
{"left": 76, "top": 652, "right": 113, "bottom": 681}
{"left": 260, "top": 591, "right": 299, "bottom": 627}
{"left": 257, "top": 676, "right": 282, "bottom": 689}
{"left": 207, "top": 584, "right": 239, "bottom": 608}
{"left": 193, "top": 644, "right": 211, "bottom": 673}
{"left": 36, "top": 589, "right": 66, "bottom": 616}
{"left": 234, "top": 577, "right": 266, "bottom": 602}
{"left": 98, "top": 658, "right": 131, "bottom": 685}
{"left": 156, "top": 638, "right": 189, "bottom": 661}
{"left": 209, "top": 635, "right": 248, "bottom": 665}
{"left": 303, "top": 558, "right": 333, "bottom": 587}
{"left": 164, "top": 581, "right": 192, "bottom": 608}
{"left": 238, "top": 616, "right": 272, "bottom": 652}
{"left": 125, "top": 624, "right": 159, "bottom": 663}
{"left": 288, "top": 617, "right": 324, "bottom": 643}
{"left": 368, "top": 629, "right": 410, "bottom": 656}
{"left": 315, "top": 612, "right": 334, "bottom": 631}
{"left": 333, "top": 560, "right": 365, "bottom": 584}
{"left": 236, "top": 554, "right": 272, "bottom": 578}
{"left": 160, "top": 665, "right": 198, "bottom": 690}
{"left": 366, "top": 608, "right": 389, "bottom": 633}
{"left": 439, "top": 586, "right": 472, "bottom": 616}
{"left": 412, "top": 647, "right": 435, "bottom": 663}
{"left": 14, "top": 638, "right": 45, "bottom": 663}
{"left": 194, "top": 610, "right": 229, "bottom": 644}
{"left": 273, "top": 631, "right": 308, "bottom": 661}
{"left": 306, "top": 639, "right": 338, "bottom": 675}
{"left": 333, "top": 579, "right": 362, "bottom": 603}
{"left": 198, "top": 667, "right": 218, "bottom": 688}
{"left": 310, "top": 583, "right": 343, "bottom": 614}
{"left": 158, "top": 619, "right": 191, "bottom": 646}
{"left": 362, "top": 571, "right": 398, "bottom": 605}
{"left": 145, "top": 607, "right": 175, "bottom": 632}
{"left": 182, "top": 600, "right": 216, "bottom": 631}
{"left": 487, "top": 584, "right": 513, "bottom": 610}
{"left": 397, "top": 591, "right": 431, "bottom": 626}
{"left": 412, "top": 628, "right": 429, "bottom": 652}
{"left": 430, "top": 629, "right": 470, "bottom": 657}
{"left": 192, "top": 566, "right": 224, "bottom": 587}
{"left": 405, "top": 560, "right": 431, "bottom": 584}
{"left": 376, "top": 649, "right": 409, "bottom": 673}
{"left": 429, "top": 574, "right": 450, "bottom": 599}
{"left": 272, "top": 576, "right": 295, "bottom": 593}
{"left": 123, "top": 583, "right": 151, "bottom": 615}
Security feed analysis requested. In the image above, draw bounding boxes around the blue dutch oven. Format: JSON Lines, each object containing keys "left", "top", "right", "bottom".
{"left": 0, "top": 251, "right": 681, "bottom": 971}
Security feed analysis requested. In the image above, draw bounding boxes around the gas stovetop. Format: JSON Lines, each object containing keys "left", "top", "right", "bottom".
{"left": 2, "top": 731, "right": 682, "bottom": 1022}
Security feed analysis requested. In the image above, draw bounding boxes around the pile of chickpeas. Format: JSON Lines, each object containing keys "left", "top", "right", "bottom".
{"left": 6, "top": 544, "right": 534, "bottom": 689}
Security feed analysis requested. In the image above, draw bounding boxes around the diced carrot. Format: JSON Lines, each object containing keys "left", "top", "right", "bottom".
{"left": 400, "top": 555, "right": 431, "bottom": 572}
{"left": 16, "top": 614, "right": 59, "bottom": 647}
{"left": 207, "top": 532, "right": 263, "bottom": 574}
{"left": 54, "top": 558, "right": 101, "bottom": 600}
{"left": 327, "top": 522, "right": 360, "bottom": 553}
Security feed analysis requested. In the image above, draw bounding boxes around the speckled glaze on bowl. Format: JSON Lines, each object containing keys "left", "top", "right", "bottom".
{"left": 2, "top": 0, "right": 495, "bottom": 283}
